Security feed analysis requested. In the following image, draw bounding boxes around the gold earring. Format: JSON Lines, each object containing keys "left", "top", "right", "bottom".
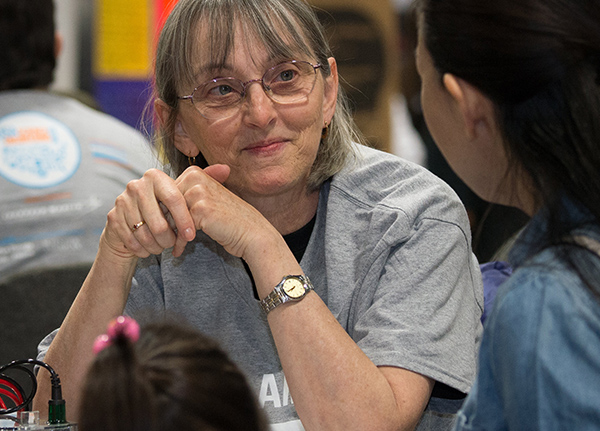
{"left": 321, "top": 121, "right": 330, "bottom": 142}
{"left": 188, "top": 155, "right": 196, "bottom": 166}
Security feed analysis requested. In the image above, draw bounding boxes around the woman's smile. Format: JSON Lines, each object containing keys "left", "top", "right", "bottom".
{"left": 243, "top": 138, "right": 288, "bottom": 156}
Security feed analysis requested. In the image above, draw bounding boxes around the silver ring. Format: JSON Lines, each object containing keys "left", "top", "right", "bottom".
{"left": 131, "top": 220, "right": 146, "bottom": 232}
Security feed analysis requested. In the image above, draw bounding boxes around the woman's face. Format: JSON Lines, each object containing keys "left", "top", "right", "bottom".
{"left": 174, "top": 23, "right": 338, "bottom": 202}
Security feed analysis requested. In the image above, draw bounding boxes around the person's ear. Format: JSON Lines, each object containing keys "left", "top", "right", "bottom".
{"left": 322, "top": 57, "right": 339, "bottom": 125}
{"left": 443, "top": 73, "right": 496, "bottom": 141}
{"left": 54, "top": 33, "right": 63, "bottom": 59}
{"left": 154, "top": 99, "right": 198, "bottom": 157}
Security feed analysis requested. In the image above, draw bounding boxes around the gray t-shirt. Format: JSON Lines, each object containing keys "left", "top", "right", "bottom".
{"left": 125, "top": 144, "right": 483, "bottom": 430}
{"left": 0, "top": 90, "right": 157, "bottom": 282}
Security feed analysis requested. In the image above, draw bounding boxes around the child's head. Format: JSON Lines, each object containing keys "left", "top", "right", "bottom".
{"left": 78, "top": 317, "right": 267, "bottom": 431}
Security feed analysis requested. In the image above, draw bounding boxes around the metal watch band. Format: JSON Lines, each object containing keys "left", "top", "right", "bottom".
{"left": 260, "top": 274, "right": 312, "bottom": 314}
{"left": 261, "top": 289, "right": 285, "bottom": 314}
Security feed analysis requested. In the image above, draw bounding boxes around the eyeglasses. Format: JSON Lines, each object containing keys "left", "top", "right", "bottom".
{"left": 178, "top": 60, "right": 322, "bottom": 120}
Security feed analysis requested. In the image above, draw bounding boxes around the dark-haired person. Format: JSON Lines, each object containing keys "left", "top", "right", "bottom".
{"left": 416, "top": 0, "right": 600, "bottom": 428}
{"left": 35, "top": 0, "right": 483, "bottom": 429}
{"left": 0, "top": 0, "right": 156, "bottom": 283}
{"left": 0, "top": 0, "right": 156, "bottom": 364}
{"left": 78, "top": 317, "right": 268, "bottom": 431}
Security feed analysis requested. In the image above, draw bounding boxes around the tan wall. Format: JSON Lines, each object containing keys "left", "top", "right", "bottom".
{"left": 309, "top": 0, "right": 399, "bottom": 152}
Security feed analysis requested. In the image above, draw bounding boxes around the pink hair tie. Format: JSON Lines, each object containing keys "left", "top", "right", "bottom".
{"left": 92, "top": 316, "right": 140, "bottom": 355}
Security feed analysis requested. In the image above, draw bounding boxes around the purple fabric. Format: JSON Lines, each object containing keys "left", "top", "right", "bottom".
{"left": 480, "top": 261, "right": 513, "bottom": 323}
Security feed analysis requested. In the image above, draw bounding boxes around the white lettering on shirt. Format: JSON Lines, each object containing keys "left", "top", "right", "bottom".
{"left": 259, "top": 373, "right": 294, "bottom": 408}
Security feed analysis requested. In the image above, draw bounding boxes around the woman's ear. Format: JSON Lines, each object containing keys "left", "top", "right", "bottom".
{"left": 322, "top": 57, "right": 339, "bottom": 124}
{"left": 54, "top": 33, "right": 63, "bottom": 59}
{"left": 154, "top": 98, "right": 171, "bottom": 129}
{"left": 443, "top": 73, "right": 496, "bottom": 141}
{"left": 154, "top": 99, "right": 199, "bottom": 157}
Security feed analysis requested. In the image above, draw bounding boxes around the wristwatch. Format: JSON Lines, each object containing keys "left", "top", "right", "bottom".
{"left": 260, "top": 274, "right": 313, "bottom": 314}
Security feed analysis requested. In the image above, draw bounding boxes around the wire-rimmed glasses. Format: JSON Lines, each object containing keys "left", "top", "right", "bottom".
{"left": 178, "top": 60, "right": 322, "bottom": 120}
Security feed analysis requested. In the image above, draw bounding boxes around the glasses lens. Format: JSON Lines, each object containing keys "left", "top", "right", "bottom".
{"left": 193, "top": 78, "right": 244, "bottom": 119}
{"left": 188, "top": 62, "right": 318, "bottom": 120}
{"left": 264, "top": 61, "right": 317, "bottom": 104}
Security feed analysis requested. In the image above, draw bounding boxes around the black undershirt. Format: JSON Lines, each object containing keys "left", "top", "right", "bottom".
{"left": 243, "top": 214, "right": 316, "bottom": 300}
{"left": 243, "top": 215, "right": 465, "bottom": 400}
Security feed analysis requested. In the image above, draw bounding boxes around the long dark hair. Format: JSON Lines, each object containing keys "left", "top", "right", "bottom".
{"left": 78, "top": 320, "right": 268, "bottom": 431}
{"left": 0, "top": 0, "right": 56, "bottom": 90}
{"left": 419, "top": 0, "right": 600, "bottom": 295}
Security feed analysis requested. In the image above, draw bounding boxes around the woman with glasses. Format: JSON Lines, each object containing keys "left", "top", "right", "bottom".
{"left": 416, "top": 0, "right": 600, "bottom": 429}
{"left": 34, "top": 0, "right": 482, "bottom": 429}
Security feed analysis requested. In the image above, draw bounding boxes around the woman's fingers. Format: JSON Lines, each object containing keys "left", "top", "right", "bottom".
{"left": 107, "top": 169, "right": 196, "bottom": 258}
{"left": 175, "top": 165, "right": 268, "bottom": 259}
{"left": 107, "top": 164, "right": 245, "bottom": 260}
{"left": 203, "top": 164, "right": 231, "bottom": 184}
{"left": 105, "top": 195, "right": 151, "bottom": 258}
{"left": 126, "top": 172, "right": 174, "bottom": 254}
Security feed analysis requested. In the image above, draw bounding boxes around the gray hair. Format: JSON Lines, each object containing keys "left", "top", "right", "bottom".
{"left": 153, "top": 0, "right": 361, "bottom": 192}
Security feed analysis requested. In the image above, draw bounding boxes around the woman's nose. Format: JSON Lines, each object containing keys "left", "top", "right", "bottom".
{"left": 241, "top": 83, "right": 277, "bottom": 127}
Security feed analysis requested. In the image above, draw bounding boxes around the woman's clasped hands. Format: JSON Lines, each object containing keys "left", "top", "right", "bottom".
{"left": 105, "top": 163, "right": 273, "bottom": 261}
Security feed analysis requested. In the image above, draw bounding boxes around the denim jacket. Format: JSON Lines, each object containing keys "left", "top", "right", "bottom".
{"left": 454, "top": 201, "right": 600, "bottom": 430}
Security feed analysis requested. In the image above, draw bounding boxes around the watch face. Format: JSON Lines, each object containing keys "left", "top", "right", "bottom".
{"left": 283, "top": 278, "right": 306, "bottom": 299}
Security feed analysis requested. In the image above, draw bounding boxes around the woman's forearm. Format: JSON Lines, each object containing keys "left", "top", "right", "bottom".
{"left": 246, "top": 236, "right": 431, "bottom": 431}
{"left": 32, "top": 240, "right": 138, "bottom": 423}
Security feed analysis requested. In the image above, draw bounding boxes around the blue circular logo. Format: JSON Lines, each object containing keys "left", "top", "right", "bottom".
{"left": 0, "top": 111, "right": 81, "bottom": 188}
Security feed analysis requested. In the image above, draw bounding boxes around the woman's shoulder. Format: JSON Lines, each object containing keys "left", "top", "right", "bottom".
{"left": 337, "top": 143, "right": 436, "bottom": 185}
{"left": 488, "top": 255, "right": 600, "bottom": 350}
{"left": 483, "top": 252, "right": 600, "bottom": 424}
{"left": 329, "top": 143, "right": 466, "bottom": 223}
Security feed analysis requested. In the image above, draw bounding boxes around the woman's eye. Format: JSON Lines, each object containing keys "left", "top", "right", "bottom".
{"left": 281, "top": 70, "right": 296, "bottom": 81}
{"left": 206, "top": 84, "right": 233, "bottom": 96}
{"left": 277, "top": 69, "right": 296, "bottom": 82}
{"left": 201, "top": 81, "right": 239, "bottom": 100}
{"left": 217, "top": 85, "right": 233, "bottom": 95}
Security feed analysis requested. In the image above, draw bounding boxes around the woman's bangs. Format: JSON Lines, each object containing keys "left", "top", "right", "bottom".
{"left": 193, "top": 4, "right": 314, "bottom": 75}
